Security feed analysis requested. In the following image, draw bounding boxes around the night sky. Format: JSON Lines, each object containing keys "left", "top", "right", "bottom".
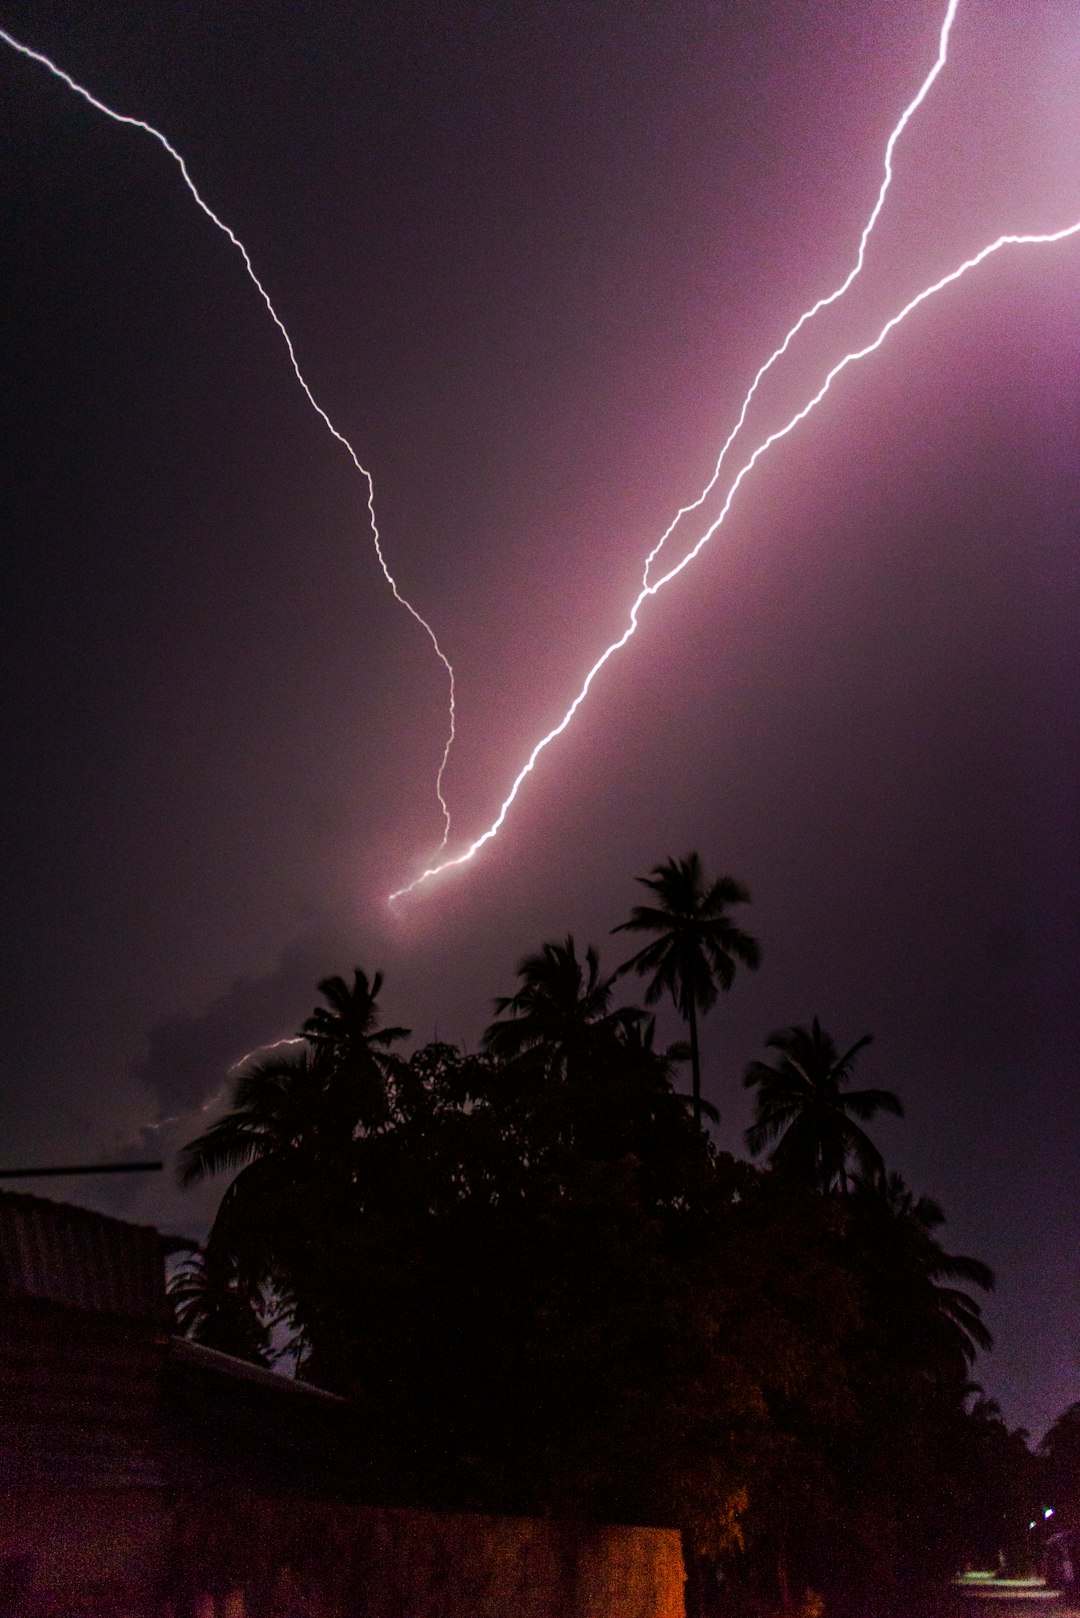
{"left": 2, "top": 0, "right": 1077, "bottom": 1440}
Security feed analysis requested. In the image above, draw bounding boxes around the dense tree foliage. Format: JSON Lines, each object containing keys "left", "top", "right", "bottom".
{"left": 173, "top": 859, "right": 1034, "bottom": 1616}
{"left": 168, "top": 1242, "right": 275, "bottom": 1366}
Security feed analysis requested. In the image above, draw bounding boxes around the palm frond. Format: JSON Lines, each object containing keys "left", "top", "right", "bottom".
{"left": 177, "top": 1120, "right": 265, "bottom": 1188}
{"left": 927, "top": 1253, "right": 995, "bottom": 1291}
{"left": 843, "top": 1086, "right": 904, "bottom": 1121}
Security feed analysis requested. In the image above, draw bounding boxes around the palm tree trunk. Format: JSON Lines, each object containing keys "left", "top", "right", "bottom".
{"left": 687, "top": 997, "right": 701, "bottom": 1131}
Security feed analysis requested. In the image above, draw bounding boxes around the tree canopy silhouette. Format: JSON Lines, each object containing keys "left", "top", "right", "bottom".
{"left": 173, "top": 911, "right": 1015, "bottom": 1609}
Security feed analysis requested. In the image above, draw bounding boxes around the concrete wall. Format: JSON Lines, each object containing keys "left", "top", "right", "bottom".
{"left": 0, "top": 1488, "right": 166, "bottom": 1617}
{"left": 0, "top": 1200, "right": 685, "bottom": 1616}
{"left": 1, "top": 1491, "right": 686, "bottom": 1618}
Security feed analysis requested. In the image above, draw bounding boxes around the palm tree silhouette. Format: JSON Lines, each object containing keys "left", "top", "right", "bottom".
{"left": 613, "top": 852, "right": 760, "bottom": 1130}
{"left": 483, "top": 936, "right": 642, "bottom": 1155}
{"left": 851, "top": 1170, "right": 993, "bottom": 1376}
{"left": 743, "top": 1017, "right": 902, "bottom": 1193}
{"left": 168, "top": 1242, "right": 275, "bottom": 1364}
{"left": 302, "top": 968, "right": 411, "bottom": 1138}
{"left": 178, "top": 1044, "right": 342, "bottom": 1289}
{"left": 179, "top": 969, "right": 409, "bottom": 1288}
{"left": 179, "top": 1043, "right": 333, "bottom": 1189}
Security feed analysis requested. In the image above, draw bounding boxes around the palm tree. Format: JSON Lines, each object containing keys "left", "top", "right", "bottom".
{"left": 483, "top": 936, "right": 642, "bottom": 1156}
{"left": 179, "top": 969, "right": 409, "bottom": 1285}
{"left": 168, "top": 1242, "right": 275, "bottom": 1365}
{"left": 850, "top": 1170, "right": 994, "bottom": 1378}
{"left": 616, "top": 1016, "right": 697, "bottom": 1106}
{"left": 613, "top": 853, "right": 760, "bottom": 1129}
{"left": 302, "top": 968, "right": 410, "bottom": 1137}
{"left": 178, "top": 1044, "right": 342, "bottom": 1287}
{"left": 744, "top": 1017, "right": 903, "bottom": 1193}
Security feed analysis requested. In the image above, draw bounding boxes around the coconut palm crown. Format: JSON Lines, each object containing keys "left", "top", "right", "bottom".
{"left": 613, "top": 852, "right": 760, "bottom": 1130}
{"left": 178, "top": 968, "right": 409, "bottom": 1289}
{"left": 482, "top": 936, "right": 646, "bottom": 1157}
{"left": 744, "top": 1017, "right": 903, "bottom": 1193}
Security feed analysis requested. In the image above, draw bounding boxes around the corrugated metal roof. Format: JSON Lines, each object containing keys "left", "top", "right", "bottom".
{"left": 170, "top": 1337, "right": 346, "bottom": 1401}
{"left": 0, "top": 1190, "right": 167, "bottom": 1321}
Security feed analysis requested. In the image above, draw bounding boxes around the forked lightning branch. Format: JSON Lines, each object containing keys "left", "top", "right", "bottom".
{"left": 2, "top": 3, "right": 1076, "bottom": 904}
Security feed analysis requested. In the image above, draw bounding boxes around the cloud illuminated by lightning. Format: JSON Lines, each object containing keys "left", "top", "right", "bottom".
{"left": 389, "top": 219, "right": 1080, "bottom": 901}
{"left": 0, "top": 25, "right": 456, "bottom": 854}
{"left": 642, "top": 0, "right": 959, "bottom": 588}
{"left": 141, "top": 1037, "right": 307, "bottom": 1134}
{"left": 226, "top": 1035, "right": 309, "bottom": 1076}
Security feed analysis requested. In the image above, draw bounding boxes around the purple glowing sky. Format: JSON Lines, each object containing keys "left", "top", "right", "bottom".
{"left": 2, "top": 0, "right": 1078, "bottom": 1437}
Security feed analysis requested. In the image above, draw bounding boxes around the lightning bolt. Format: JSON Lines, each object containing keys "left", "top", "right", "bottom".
{"left": 642, "top": 0, "right": 959, "bottom": 588}
{"left": 389, "top": 218, "right": 1080, "bottom": 902}
{"left": 226, "top": 1035, "right": 309, "bottom": 1075}
{"left": 0, "top": 25, "right": 456, "bottom": 855}
{"left": 140, "top": 1037, "right": 307, "bottom": 1134}
{"left": 6, "top": 21, "right": 1072, "bottom": 910}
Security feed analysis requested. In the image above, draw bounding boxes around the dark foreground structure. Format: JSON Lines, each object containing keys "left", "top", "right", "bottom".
{"left": 0, "top": 1191, "right": 684, "bottom": 1616}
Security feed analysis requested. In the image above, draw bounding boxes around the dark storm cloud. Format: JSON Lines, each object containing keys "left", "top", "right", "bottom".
{"left": 132, "top": 930, "right": 353, "bottom": 1118}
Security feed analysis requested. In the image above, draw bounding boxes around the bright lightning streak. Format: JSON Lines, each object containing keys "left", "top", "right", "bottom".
{"left": 142, "top": 1087, "right": 228, "bottom": 1133}
{"left": 390, "top": 0, "right": 956, "bottom": 894}
{"left": 0, "top": 26, "right": 456, "bottom": 855}
{"left": 390, "top": 220, "right": 1080, "bottom": 901}
{"left": 641, "top": 0, "right": 959, "bottom": 589}
{"left": 226, "top": 1035, "right": 308, "bottom": 1075}
{"left": 140, "top": 1037, "right": 307, "bottom": 1135}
